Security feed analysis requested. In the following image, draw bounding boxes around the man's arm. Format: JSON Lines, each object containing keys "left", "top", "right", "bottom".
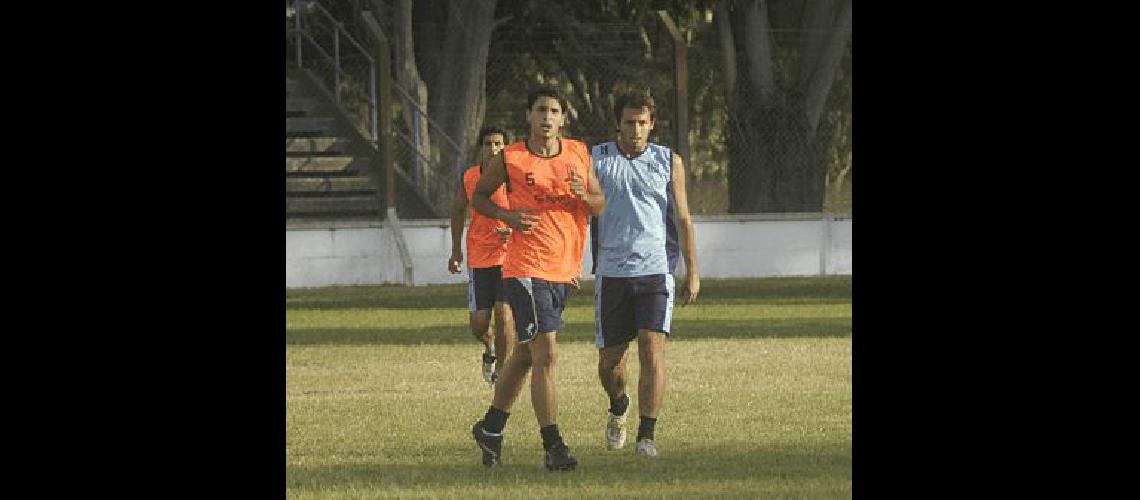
{"left": 671, "top": 153, "right": 700, "bottom": 305}
{"left": 473, "top": 152, "right": 539, "bottom": 233}
{"left": 447, "top": 181, "right": 468, "bottom": 274}
{"left": 569, "top": 158, "right": 605, "bottom": 216}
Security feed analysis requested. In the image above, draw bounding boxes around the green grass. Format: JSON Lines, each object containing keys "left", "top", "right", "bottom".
{"left": 287, "top": 276, "right": 851, "bottom": 499}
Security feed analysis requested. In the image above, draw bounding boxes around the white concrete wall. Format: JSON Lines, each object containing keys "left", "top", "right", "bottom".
{"left": 829, "top": 216, "right": 853, "bottom": 275}
{"left": 286, "top": 215, "right": 852, "bottom": 288}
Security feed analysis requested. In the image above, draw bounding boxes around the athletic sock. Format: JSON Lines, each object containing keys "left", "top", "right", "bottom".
{"left": 609, "top": 393, "right": 630, "bottom": 416}
{"left": 540, "top": 424, "right": 564, "bottom": 451}
{"left": 483, "top": 406, "right": 509, "bottom": 434}
{"left": 636, "top": 416, "right": 657, "bottom": 441}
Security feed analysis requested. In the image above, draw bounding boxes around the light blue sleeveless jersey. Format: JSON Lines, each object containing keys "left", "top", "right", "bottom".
{"left": 590, "top": 141, "right": 679, "bottom": 277}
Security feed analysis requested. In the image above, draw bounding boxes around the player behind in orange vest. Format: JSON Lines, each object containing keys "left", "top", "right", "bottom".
{"left": 448, "top": 126, "right": 515, "bottom": 384}
{"left": 469, "top": 85, "right": 606, "bottom": 471}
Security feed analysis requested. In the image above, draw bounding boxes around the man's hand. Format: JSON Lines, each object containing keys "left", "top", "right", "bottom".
{"left": 682, "top": 273, "right": 700, "bottom": 305}
{"left": 447, "top": 251, "right": 463, "bottom": 274}
{"left": 567, "top": 169, "right": 586, "bottom": 202}
{"left": 569, "top": 276, "right": 581, "bottom": 289}
{"left": 495, "top": 226, "right": 512, "bottom": 244}
{"left": 500, "top": 207, "right": 540, "bottom": 234}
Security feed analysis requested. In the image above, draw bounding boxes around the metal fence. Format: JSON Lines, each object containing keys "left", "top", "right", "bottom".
{"left": 484, "top": 22, "right": 678, "bottom": 157}
{"left": 389, "top": 83, "right": 468, "bottom": 216}
{"left": 290, "top": 0, "right": 377, "bottom": 143}
{"left": 288, "top": 0, "right": 467, "bottom": 215}
{"left": 478, "top": 9, "right": 850, "bottom": 215}
{"left": 287, "top": 1, "right": 851, "bottom": 218}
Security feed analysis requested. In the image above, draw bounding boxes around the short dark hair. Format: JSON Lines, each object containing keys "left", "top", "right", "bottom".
{"left": 478, "top": 125, "right": 506, "bottom": 143}
{"left": 527, "top": 85, "right": 568, "bottom": 113}
{"left": 613, "top": 89, "right": 656, "bottom": 123}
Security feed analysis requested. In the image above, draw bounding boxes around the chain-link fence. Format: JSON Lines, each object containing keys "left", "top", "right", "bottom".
{"left": 484, "top": 21, "right": 678, "bottom": 159}
{"left": 682, "top": 5, "right": 852, "bottom": 215}
{"left": 706, "top": 18, "right": 852, "bottom": 215}
{"left": 479, "top": 7, "right": 851, "bottom": 216}
{"left": 288, "top": 1, "right": 851, "bottom": 218}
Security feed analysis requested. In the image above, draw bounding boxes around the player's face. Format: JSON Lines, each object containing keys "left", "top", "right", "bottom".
{"left": 527, "top": 96, "right": 565, "bottom": 139}
{"left": 618, "top": 106, "right": 654, "bottom": 152}
{"left": 480, "top": 133, "right": 505, "bottom": 158}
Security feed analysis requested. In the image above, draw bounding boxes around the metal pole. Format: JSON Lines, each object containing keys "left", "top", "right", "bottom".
{"left": 412, "top": 110, "right": 422, "bottom": 187}
{"left": 333, "top": 24, "right": 341, "bottom": 103}
{"left": 819, "top": 214, "right": 832, "bottom": 276}
{"left": 364, "top": 10, "right": 414, "bottom": 286}
{"left": 294, "top": 0, "right": 303, "bottom": 68}
{"left": 361, "top": 14, "right": 395, "bottom": 213}
{"left": 656, "top": 11, "right": 691, "bottom": 166}
{"left": 369, "top": 61, "right": 378, "bottom": 143}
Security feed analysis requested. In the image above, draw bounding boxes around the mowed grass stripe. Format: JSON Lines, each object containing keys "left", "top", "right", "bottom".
{"left": 285, "top": 276, "right": 851, "bottom": 310}
{"left": 287, "top": 339, "right": 850, "bottom": 498}
{"left": 286, "top": 302, "right": 852, "bottom": 329}
{"left": 286, "top": 277, "right": 851, "bottom": 498}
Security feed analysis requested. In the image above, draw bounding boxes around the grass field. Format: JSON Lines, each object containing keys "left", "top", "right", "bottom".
{"left": 286, "top": 276, "right": 851, "bottom": 499}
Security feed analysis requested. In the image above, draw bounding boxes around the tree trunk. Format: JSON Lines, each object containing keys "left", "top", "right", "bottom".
{"left": 804, "top": 0, "right": 851, "bottom": 134}
{"left": 435, "top": 0, "right": 494, "bottom": 162}
{"left": 798, "top": 0, "right": 835, "bottom": 92}
{"left": 725, "top": 0, "right": 839, "bottom": 214}
{"left": 426, "top": 0, "right": 497, "bottom": 211}
{"left": 714, "top": 0, "right": 737, "bottom": 110}
{"left": 742, "top": 0, "right": 776, "bottom": 101}
{"left": 392, "top": 0, "right": 432, "bottom": 165}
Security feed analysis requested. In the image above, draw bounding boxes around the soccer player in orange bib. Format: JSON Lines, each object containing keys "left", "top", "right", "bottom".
{"left": 469, "top": 86, "right": 605, "bottom": 471}
{"left": 448, "top": 126, "right": 515, "bottom": 384}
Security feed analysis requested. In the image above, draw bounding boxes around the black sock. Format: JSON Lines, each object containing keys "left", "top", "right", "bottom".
{"left": 540, "top": 424, "right": 564, "bottom": 450}
{"left": 636, "top": 416, "right": 657, "bottom": 441}
{"left": 609, "top": 393, "right": 630, "bottom": 416}
{"left": 483, "top": 406, "right": 509, "bottom": 434}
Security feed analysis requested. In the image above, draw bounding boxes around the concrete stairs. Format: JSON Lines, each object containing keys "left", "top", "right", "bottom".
{"left": 286, "top": 72, "right": 438, "bottom": 222}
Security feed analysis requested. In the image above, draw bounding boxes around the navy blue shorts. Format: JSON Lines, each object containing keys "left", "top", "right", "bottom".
{"left": 504, "top": 277, "right": 571, "bottom": 343}
{"left": 467, "top": 266, "right": 506, "bottom": 312}
{"left": 594, "top": 274, "right": 675, "bottom": 349}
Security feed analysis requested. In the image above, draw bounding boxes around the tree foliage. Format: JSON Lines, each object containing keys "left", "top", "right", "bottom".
{"left": 308, "top": 0, "right": 851, "bottom": 214}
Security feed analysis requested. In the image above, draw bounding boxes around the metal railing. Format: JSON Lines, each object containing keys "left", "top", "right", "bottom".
{"left": 291, "top": 0, "right": 378, "bottom": 143}
{"left": 289, "top": 0, "right": 467, "bottom": 216}
{"left": 389, "top": 83, "right": 467, "bottom": 214}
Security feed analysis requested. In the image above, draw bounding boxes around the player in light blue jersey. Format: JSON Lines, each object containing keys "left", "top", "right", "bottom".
{"left": 589, "top": 89, "right": 700, "bottom": 457}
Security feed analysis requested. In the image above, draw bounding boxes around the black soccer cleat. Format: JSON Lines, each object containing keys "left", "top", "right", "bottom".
{"left": 544, "top": 442, "right": 578, "bottom": 471}
{"left": 472, "top": 420, "right": 503, "bottom": 467}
